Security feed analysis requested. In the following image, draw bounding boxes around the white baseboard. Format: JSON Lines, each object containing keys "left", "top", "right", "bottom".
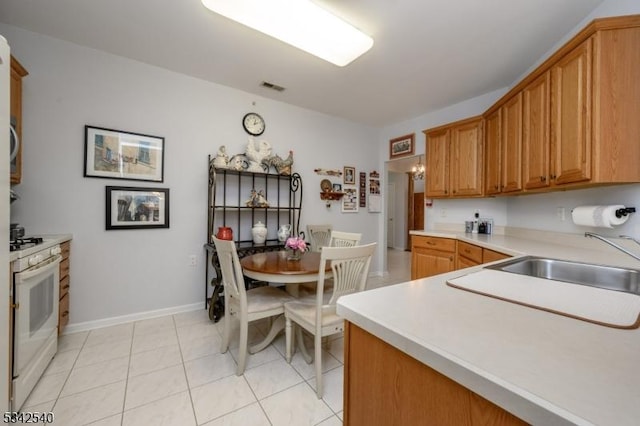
{"left": 62, "top": 302, "right": 204, "bottom": 335}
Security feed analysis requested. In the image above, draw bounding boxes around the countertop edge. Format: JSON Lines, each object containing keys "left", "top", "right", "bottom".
{"left": 337, "top": 290, "right": 589, "bottom": 426}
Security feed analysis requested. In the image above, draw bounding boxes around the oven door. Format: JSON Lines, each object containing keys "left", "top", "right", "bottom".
{"left": 13, "top": 255, "right": 61, "bottom": 376}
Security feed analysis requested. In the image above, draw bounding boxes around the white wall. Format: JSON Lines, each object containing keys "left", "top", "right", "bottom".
{"left": 2, "top": 25, "right": 379, "bottom": 327}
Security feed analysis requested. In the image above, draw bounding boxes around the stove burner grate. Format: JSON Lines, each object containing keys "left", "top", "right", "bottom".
{"left": 10, "top": 237, "right": 44, "bottom": 252}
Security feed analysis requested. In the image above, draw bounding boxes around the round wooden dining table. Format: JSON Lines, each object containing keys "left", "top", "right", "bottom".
{"left": 241, "top": 251, "right": 331, "bottom": 295}
{"left": 240, "top": 250, "right": 331, "bottom": 358}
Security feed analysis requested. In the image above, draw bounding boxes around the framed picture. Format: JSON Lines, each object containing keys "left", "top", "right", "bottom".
{"left": 332, "top": 183, "right": 342, "bottom": 192}
{"left": 106, "top": 186, "right": 170, "bottom": 230}
{"left": 85, "top": 125, "right": 165, "bottom": 182}
{"left": 342, "top": 188, "right": 358, "bottom": 213}
{"left": 344, "top": 166, "right": 356, "bottom": 185}
{"left": 389, "top": 133, "right": 415, "bottom": 159}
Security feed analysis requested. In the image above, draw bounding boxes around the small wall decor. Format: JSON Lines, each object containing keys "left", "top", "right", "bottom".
{"left": 106, "top": 186, "right": 169, "bottom": 230}
{"left": 85, "top": 126, "right": 165, "bottom": 182}
{"left": 389, "top": 133, "right": 415, "bottom": 159}
{"left": 359, "top": 172, "right": 366, "bottom": 207}
{"left": 369, "top": 170, "right": 382, "bottom": 213}
{"left": 344, "top": 166, "right": 356, "bottom": 185}
{"left": 314, "top": 168, "right": 342, "bottom": 176}
{"left": 332, "top": 183, "right": 342, "bottom": 192}
{"left": 342, "top": 188, "right": 358, "bottom": 213}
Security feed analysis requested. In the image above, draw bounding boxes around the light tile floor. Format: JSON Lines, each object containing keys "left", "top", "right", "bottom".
{"left": 21, "top": 249, "right": 411, "bottom": 426}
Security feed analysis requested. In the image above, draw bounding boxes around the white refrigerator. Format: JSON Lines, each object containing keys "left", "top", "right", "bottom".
{"left": 0, "top": 35, "right": 11, "bottom": 412}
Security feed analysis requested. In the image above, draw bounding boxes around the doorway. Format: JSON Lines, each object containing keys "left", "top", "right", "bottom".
{"left": 385, "top": 155, "right": 425, "bottom": 251}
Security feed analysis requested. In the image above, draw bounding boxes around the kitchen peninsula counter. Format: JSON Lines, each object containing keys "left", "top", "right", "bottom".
{"left": 338, "top": 230, "right": 640, "bottom": 425}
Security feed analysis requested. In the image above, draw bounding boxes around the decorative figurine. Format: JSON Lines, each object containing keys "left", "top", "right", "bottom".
{"left": 264, "top": 150, "right": 294, "bottom": 175}
{"left": 212, "top": 145, "right": 229, "bottom": 169}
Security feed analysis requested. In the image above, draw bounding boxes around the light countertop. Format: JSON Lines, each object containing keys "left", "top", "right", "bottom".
{"left": 337, "top": 230, "right": 640, "bottom": 425}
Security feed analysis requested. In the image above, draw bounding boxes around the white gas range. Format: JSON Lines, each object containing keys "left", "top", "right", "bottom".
{"left": 9, "top": 236, "right": 63, "bottom": 411}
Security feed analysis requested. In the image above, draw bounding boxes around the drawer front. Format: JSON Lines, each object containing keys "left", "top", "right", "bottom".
{"left": 59, "top": 293, "right": 70, "bottom": 332}
{"left": 60, "top": 275, "right": 70, "bottom": 299}
{"left": 457, "top": 241, "right": 483, "bottom": 264}
{"left": 60, "top": 258, "right": 70, "bottom": 279}
{"left": 483, "top": 249, "right": 510, "bottom": 263}
{"left": 457, "top": 254, "right": 480, "bottom": 269}
{"left": 412, "top": 236, "right": 456, "bottom": 252}
{"left": 60, "top": 240, "right": 71, "bottom": 259}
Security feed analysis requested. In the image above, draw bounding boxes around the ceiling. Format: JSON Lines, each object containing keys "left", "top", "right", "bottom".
{"left": 0, "top": 0, "right": 604, "bottom": 127}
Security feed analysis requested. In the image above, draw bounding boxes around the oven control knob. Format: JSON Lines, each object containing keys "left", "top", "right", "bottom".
{"left": 28, "top": 255, "right": 42, "bottom": 266}
{"left": 50, "top": 247, "right": 62, "bottom": 256}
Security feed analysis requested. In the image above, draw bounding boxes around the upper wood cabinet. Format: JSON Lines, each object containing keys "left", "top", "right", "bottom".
{"left": 523, "top": 71, "right": 551, "bottom": 190}
{"left": 484, "top": 109, "right": 501, "bottom": 196}
{"left": 550, "top": 38, "right": 592, "bottom": 186}
{"left": 10, "top": 56, "right": 28, "bottom": 185}
{"left": 424, "top": 128, "right": 449, "bottom": 197}
{"left": 481, "top": 15, "right": 640, "bottom": 196}
{"left": 424, "top": 116, "right": 483, "bottom": 199}
{"left": 501, "top": 94, "right": 523, "bottom": 193}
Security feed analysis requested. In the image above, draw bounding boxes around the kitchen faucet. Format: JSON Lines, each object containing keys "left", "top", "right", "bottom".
{"left": 584, "top": 232, "right": 640, "bottom": 261}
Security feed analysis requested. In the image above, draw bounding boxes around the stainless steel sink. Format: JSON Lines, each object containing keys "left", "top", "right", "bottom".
{"left": 485, "top": 256, "right": 640, "bottom": 296}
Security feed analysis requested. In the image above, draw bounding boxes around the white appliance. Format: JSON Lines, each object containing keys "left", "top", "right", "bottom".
{"left": 11, "top": 240, "right": 61, "bottom": 410}
{"left": 1, "top": 35, "right": 13, "bottom": 413}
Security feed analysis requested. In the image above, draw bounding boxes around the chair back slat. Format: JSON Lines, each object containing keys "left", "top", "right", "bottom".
{"left": 316, "top": 243, "right": 376, "bottom": 307}
{"left": 212, "top": 237, "right": 246, "bottom": 306}
{"left": 307, "top": 224, "right": 333, "bottom": 252}
{"left": 329, "top": 230, "right": 362, "bottom": 248}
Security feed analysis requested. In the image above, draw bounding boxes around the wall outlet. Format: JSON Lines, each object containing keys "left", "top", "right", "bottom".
{"left": 189, "top": 255, "right": 197, "bottom": 266}
{"left": 556, "top": 207, "right": 566, "bottom": 221}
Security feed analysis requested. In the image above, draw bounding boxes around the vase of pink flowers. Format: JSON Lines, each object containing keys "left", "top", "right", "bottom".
{"left": 285, "top": 236, "right": 307, "bottom": 261}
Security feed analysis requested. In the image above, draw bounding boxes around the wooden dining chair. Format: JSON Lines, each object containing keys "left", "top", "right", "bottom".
{"left": 212, "top": 237, "right": 294, "bottom": 375}
{"left": 329, "top": 230, "right": 362, "bottom": 247}
{"left": 306, "top": 224, "right": 333, "bottom": 252}
{"left": 284, "top": 242, "right": 377, "bottom": 398}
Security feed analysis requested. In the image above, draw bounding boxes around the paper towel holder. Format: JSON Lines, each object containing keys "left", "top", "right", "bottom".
{"left": 615, "top": 207, "right": 636, "bottom": 218}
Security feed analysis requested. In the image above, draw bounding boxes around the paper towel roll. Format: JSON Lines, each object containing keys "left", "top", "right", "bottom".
{"left": 571, "top": 205, "right": 629, "bottom": 228}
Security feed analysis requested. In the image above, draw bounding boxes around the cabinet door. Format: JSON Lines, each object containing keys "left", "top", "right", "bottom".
{"left": 501, "top": 93, "right": 523, "bottom": 193}
{"left": 411, "top": 247, "right": 455, "bottom": 279}
{"left": 550, "top": 38, "right": 592, "bottom": 185}
{"left": 523, "top": 71, "right": 550, "bottom": 190}
{"left": 425, "top": 129, "right": 450, "bottom": 197}
{"left": 10, "top": 57, "right": 28, "bottom": 185}
{"left": 484, "top": 110, "right": 502, "bottom": 195}
{"left": 450, "top": 119, "right": 483, "bottom": 197}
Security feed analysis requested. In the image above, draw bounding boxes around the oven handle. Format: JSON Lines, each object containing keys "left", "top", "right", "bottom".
{"left": 15, "top": 255, "right": 62, "bottom": 282}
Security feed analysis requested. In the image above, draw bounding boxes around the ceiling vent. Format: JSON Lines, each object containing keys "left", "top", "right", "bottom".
{"left": 261, "top": 81, "right": 286, "bottom": 92}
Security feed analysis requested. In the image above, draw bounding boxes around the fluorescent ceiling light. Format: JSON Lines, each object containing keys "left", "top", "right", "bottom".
{"left": 201, "top": 0, "right": 374, "bottom": 66}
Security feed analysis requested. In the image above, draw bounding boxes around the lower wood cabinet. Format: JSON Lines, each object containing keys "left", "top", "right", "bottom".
{"left": 59, "top": 240, "right": 71, "bottom": 334}
{"left": 343, "top": 322, "right": 527, "bottom": 426}
{"left": 411, "top": 236, "right": 455, "bottom": 280}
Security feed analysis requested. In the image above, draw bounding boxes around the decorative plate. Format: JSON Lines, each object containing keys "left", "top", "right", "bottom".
{"left": 320, "top": 179, "right": 332, "bottom": 193}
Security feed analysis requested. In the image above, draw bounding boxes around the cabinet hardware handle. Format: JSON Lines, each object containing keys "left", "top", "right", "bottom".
{"left": 494, "top": 185, "right": 498, "bottom": 190}
{"left": 426, "top": 241, "right": 435, "bottom": 246}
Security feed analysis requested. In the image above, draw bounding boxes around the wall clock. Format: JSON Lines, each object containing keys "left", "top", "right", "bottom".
{"left": 242, "top": 112, "right": 265, "bottom": 136}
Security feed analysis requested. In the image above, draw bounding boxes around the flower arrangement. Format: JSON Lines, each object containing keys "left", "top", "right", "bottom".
{"left": 285, "top": 236, "right": 307, "bottom": 253}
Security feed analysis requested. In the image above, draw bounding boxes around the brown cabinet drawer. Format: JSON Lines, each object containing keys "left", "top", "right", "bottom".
{"left": 59, "top": 293, "right": 70, "bottom": 333}
{"left": 412, "top": 235, "right": 456, "bottom": 253}
{"left": 457, "top": 254, "right": 480, "bottom": 269}
{"left": 60, "top": 275, "right": 70, "bottom": 299}
{"left": 457, "top": 241, "right": 483, "bottom": 264}
{"left": 60, "top": 240, "right": 71, "bottom": 259}
{"left": 483, "top": 249, "right": 510, "bottom": 264}
{"left": 60, "top": 258, "right": 70, "bottom": 279}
